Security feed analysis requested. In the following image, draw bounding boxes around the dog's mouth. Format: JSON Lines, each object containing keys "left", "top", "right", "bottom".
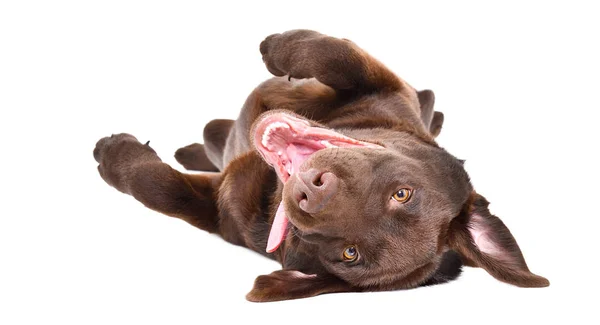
{"left": 253, "top": 112, "right": 382, "bottom": 253}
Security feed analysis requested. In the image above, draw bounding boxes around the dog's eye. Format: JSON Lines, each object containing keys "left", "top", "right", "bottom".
{"left": 392, "top": 188, "right": 412, "bottom": 203}
{"left": 343, "top": 246, "right": 358, "bottom": 261}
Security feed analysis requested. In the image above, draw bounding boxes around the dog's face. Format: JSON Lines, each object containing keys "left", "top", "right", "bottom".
{"left": 249, "top": 109, "right": 548, "bottom": 302}
{"left": 284, "top": 131, "right": 472, "bottom": 288}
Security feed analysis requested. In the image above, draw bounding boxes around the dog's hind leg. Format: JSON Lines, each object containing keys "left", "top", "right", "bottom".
{"left": 94, "top": 133, "right": 221, "bottom": 233}
{"left": 175, "top": 143, "right": 219, "bottom": 172}
{"left": 174, "top": 119, "right": 234, "bottom": 172}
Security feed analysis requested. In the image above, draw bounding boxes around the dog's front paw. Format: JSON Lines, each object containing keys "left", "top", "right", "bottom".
{"left": 259, "top": 33, "right": 286, "bottom": 77}
{"left": 259, "top": 29, "right": 323, "bottom": 79}
{"left": 93, "top": 133, "right": 160, "bottom": 192}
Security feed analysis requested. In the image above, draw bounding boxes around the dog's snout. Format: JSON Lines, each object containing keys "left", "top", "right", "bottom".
{"left": 294, "top": 169, "right": 339, "bottom": 214}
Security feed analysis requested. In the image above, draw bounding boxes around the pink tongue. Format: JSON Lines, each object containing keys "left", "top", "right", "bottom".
{"left": 266, "top": 202, "right": 289, "bottom": 253}
{"left": 265, "top": 143, "right": 315, "bottom": 253}
{"left": 287, "top": 143, "right": 313, "bottom": 175}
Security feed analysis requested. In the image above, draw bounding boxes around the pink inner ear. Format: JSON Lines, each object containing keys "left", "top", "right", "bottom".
{"left": 469, "top": 214, "right": 504, "bottom": 257}
{"left": 288, "top": 270, "right": 318, "bottom": 279}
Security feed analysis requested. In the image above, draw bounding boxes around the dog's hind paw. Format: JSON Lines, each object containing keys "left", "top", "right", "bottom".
{"left": 174, "top": 143, "right": 218, "bottom": 172}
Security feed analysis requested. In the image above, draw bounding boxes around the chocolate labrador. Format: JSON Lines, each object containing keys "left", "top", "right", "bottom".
{"left": 93, "top": 29, "right": 549, "bottom": 302}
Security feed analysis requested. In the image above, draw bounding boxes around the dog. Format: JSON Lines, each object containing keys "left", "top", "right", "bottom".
{"left": 93, "top": 29, "right": 549, "bottom": 302}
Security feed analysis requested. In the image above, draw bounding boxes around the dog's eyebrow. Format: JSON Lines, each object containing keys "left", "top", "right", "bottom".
{"left": 299, "top": 231, "right": 344, "bottom": 245}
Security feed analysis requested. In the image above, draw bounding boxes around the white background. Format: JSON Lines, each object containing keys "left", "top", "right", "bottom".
{"left": 1, "top": 1, "right": 598, "bottom": 324}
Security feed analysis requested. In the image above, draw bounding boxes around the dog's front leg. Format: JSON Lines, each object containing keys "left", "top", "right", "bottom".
{"left": 260, "top": 29, "right": 405, "bottom": 92}
{"left": 93, "top": 134, "right": 220, "bottom": 233}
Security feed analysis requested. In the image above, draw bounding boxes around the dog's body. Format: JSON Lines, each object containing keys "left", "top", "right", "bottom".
{"left": 94, "top": 30, "right": 548, "bottom": 302}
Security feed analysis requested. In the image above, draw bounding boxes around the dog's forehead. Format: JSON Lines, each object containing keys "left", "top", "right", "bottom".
{"left": 355, "top": 142, "right": 465, "bottom": 190}
{"left": 381, "top": 140, "right": 469, "bottom": 189}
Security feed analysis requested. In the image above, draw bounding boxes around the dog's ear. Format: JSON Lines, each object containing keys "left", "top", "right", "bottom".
{"left": 447, "top": 192, "right": 549, "bottom": 287}
{"left": 246, "top": 270, "right": 353, "bottom": 302}
{"left": 417, "top": 90, "right": 444, "bottom": 137}
{"left": 417, "top": 89, "right": 435, "bottom": 125}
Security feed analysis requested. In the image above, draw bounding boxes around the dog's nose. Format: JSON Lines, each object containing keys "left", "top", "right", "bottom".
{"left": 293, "top": 169, "right": 339, "bottom": 214}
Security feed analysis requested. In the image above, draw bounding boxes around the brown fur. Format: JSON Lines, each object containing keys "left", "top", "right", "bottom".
{"left": 94, "top": 30, "right": 548, "bottom": 302}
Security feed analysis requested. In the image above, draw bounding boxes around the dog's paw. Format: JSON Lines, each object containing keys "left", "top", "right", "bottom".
{"left": 174, "top": 143, "right": 219, "bottom": 172}
{"left": 259, "top": 33, "right": 286, "bottom": 77}
{"left": 259, "top": 30, "right": 323, "bottom": 79}
{"left": 93, "top": 133, "right": 160, "bottom": 192}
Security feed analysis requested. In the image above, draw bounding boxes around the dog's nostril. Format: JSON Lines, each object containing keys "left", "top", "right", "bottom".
{"left": 295, "top": 170, "right": 340, "bottom": 214}
{"left": 312, "top": 173, "right": 324, "bottom": 187}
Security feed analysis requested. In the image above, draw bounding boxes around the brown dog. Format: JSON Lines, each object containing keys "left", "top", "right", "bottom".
{"left": 93, "top": 29, "right": 549, "bottom": 302}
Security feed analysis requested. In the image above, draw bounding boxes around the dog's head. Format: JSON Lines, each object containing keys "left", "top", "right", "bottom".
{"left": 248, "top": 103, "right": 548, "bottom": 302}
